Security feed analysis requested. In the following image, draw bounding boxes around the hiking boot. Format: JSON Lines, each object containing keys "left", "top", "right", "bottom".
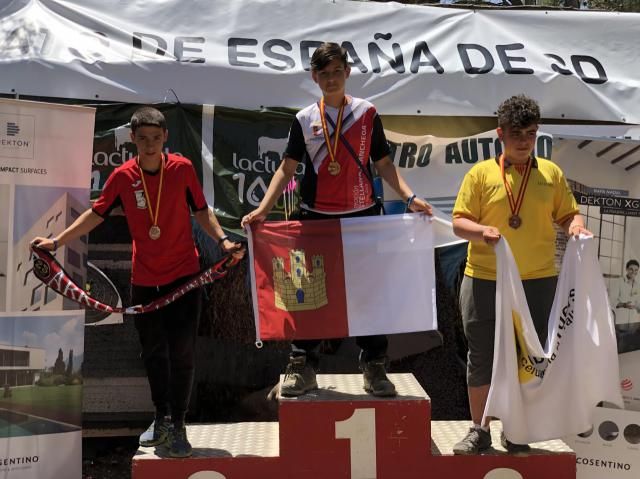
{"left": 361, "top": 358, "right": 397, "bottom": 397}
{"left": 168, "top": 425, "right": 193, "bottom": 458}
{"left": 453, "top": 427, "right": 492, "bottom": 455}
{"left": 500, "top": 431, "right": 531, "bottom": 454}
{"left": 280, "top": 355, "right": 318, "bottom": 397}
{"left": 139, "top": 417, "right": 170, "bottom": 447}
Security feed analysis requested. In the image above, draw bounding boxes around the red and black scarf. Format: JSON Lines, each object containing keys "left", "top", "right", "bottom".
{"left": 31, "top": 245, "right": 241, "bottom": 314}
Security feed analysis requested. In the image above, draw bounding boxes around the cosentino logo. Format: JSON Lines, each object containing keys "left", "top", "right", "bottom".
{"left": 0, "top": 113, "right": 35, "bottom": 159}
{"left": 0, "top": 455, "right": 39, "bottom": 467}
{"left": 576, "top": 457, "right": 631, "bottom": 472}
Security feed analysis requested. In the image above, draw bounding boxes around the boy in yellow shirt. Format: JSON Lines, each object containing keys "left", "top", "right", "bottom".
{"left": 451, "top": 95, "right": 590, "bottom": 454}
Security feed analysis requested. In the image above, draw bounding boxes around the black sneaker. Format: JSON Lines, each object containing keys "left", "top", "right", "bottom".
{"left": 500, "top": 431, "right": 531, "bottom": 454}
{"left": 139, "top": 417, "right": 170, "bottom": 447}
{"left": 280, "top": 355, "right": 318, "bottom": 397}
{"left": 168, "top": 425, "right": 193, "bottom": 458}
{"left": 361, "top": 359, "right": 397, "bottom": 397}
{"left": 453, "top": 427, "right": 492, "bottom": 455}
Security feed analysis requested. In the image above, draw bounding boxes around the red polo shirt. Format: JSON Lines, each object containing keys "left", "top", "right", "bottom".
{"left": 92, "top": 154, "right": 207, "bottom": 286}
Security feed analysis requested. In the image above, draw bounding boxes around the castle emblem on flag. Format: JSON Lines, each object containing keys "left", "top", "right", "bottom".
{"left": 273, "top": 249, "right": 327, "bottom": 311}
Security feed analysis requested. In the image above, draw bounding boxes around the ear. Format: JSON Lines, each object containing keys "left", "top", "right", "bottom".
{"left": 311, "top": 70, "right": 319, "bottom": 85}
{"left": 130, "top": 131, "right": 135, "bottom": 142}
{"left": 496, "top": 127, "right": 503, "bottom": 142}
{"left": 345, "top": 65, "right": 351, "bottom": 79}
{"left": 163, "top": 129, "right": 169, "bottom": 143}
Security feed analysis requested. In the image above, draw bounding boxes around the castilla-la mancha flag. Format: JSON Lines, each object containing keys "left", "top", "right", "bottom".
{"left": 247, "top": 214, "right": 437, "bottom": 342}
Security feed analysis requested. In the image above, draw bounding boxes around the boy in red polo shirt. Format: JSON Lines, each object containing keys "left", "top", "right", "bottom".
{"left": 32, "top": 107, "right": 242, "bottom": 458}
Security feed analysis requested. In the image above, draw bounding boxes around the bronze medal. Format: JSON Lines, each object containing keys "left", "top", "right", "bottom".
{"left": 508, "top": 215, "right": 522, "bottom": 229}
{"left": 500, "top": 155, "right": 533, "bottom": 231}
{"left": 149, "top": 225, "right": 161, "bottom": 240}
{"left": 328, "top": 161, "right": 341, "bottom": 176}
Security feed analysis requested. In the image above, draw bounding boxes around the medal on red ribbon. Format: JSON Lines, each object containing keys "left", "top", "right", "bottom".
{"left": 138, "top": 154, "right": 165, "bottom": 240}
{"left": 500, "top": 154, "right": 532, "bottom": 230}
{"left": 319, "top": 97, "right": 346, "bottom": 176}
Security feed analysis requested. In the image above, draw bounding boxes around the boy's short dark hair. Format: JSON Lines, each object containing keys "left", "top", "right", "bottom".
{"left": 310, "top": 43, "right": 348, "bottom": 71}
{"left": 497, "top": 95, "right": 540, "bottom": 130}
{"left": 130, "top": 107, "right": 167, "bottom": 133}
{"left": 627, "top": 259, "right": 639, "bottom": 269}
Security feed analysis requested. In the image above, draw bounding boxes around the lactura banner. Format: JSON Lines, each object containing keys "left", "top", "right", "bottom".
{"left": 1, "top": 0, "right": 639, "bottom": 122}
{"left": 0, "top": 98, "right": 94, "bottom": 479}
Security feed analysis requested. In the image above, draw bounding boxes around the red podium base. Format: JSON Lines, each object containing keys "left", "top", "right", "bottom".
{"left": 132, "top": 373, "right": 575, "bottom": 479}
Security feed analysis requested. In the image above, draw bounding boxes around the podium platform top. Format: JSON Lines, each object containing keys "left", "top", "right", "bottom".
{"left": 431, "top": 420, "right": 574, "bottom": 456}
{"left": 279, "top": 373, "right": 429, "bottom": 401}
{"left": 135, "top": 422, "right": 279, "bottom": 460}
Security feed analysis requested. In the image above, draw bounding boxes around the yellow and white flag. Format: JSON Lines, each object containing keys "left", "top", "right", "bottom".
{"left": 485, "top": 236, "right": 622, "bottom": 444}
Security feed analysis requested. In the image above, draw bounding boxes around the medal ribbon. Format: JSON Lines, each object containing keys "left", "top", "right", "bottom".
{"left": 138, "top": 154, "right": 164, "bottom": 230}
{"left": 319, "top": 97, "right": 346, "bottom": 167}
{"left": 500, "top": 154, "right": 533, "bottom": 221}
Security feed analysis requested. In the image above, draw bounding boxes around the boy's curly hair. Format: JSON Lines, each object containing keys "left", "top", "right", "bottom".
{"left": 497, "top": 95, "right": 540, "bottom": 129}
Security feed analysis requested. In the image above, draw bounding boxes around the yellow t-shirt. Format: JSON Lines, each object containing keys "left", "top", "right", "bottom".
{"left": 453, "top": 157, "right": 578, "bottom": 280}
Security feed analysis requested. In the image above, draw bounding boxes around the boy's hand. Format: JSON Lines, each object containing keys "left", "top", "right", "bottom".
{"left": 482, "top": 226, "right": 501, "bottom": 245}
{"left": 222, "top": 239, "right": 245, "bottom": 260}
{"left": 241, "top": 209, "right": 267, "bottom": 228}
{"left": 30, "top": 237, "right": 56, "bottom": 251}
{"left": 408, "top": 197, "right": 433, "bottom": 216}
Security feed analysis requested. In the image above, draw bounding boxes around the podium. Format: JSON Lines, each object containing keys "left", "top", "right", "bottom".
{"left": 132, "top": 373, "right": 575, "bottom": 478}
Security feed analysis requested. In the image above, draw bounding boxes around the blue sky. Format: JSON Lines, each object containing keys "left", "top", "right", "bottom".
{"left": 13, "top": 185, "right": 89, "bottom": 242}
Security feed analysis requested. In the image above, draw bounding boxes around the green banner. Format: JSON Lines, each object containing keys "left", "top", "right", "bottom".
{"left": 92, "top": 104, "right": 203, "bottom": 200}
{"left": 212, "top": 106, "right": 299, "bottom": 235}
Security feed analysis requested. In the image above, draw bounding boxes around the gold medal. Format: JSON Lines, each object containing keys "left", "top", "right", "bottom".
{"left": 138, "top": 154, "right": 165, "bottom": 241}
{"left": 319, "top": 97, "right": 346, "bottom": 178}
{"left": 149, "top": 225, "right": 161, "bottom": 240}
{"left": 328, "top": 161, "right": 341, "bottom": 176}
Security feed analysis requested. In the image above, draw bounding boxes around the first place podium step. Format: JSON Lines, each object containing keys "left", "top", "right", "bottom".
{"left": 132, "top": 373, "right": 576, "bottom": 479}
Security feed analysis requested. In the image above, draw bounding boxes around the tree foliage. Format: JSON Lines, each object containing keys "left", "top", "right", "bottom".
{"left": 368, "top": 0, "right": 640, "bottom": 12}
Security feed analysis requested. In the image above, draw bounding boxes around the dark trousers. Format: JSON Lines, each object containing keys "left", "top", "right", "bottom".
{"left": 132, "top": 276, "right": 202, "bottom": 424}
{"left": 293, "top": 206, "right": 387, "bottom": 363}
{"left": 460, "top": 275, "right": 557, "bottom": 387}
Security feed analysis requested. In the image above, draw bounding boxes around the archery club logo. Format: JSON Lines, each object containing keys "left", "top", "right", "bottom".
{"left": 33, "top": 258, "right": 51, "bottom": 281}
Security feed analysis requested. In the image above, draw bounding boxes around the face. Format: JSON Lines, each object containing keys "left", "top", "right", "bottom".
{"left": 497, "top": 124, "right": 538, "bottom": 163}
{"left": 312, "top": 59, "right": 350, "bottom": 98}
{"left": 130, "top": 126, "right": 168, "bottom": 160}
{"left": 626, "top": 264, "right": 639, "bottom": 280}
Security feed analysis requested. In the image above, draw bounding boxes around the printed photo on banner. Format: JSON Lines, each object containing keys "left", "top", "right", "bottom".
{"left": 0, "top": 185, "right": 8, "bottom": 312}
{"left": 8, "top": 186, "right": 89, "bottom": 314}
{"left": 550, "top": 136, "right": 640, "bottom": 421}
{"left": 0, "top": 312, "right": 84, "bottom": 437}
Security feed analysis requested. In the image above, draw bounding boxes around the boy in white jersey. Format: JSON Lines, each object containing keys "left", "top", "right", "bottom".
{"left": 242, "top": 43, "right": 432, "bottom": 397}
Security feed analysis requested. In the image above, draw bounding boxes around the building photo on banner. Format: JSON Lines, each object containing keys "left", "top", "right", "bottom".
{"left": 0, "top": 98, "right": 94, "bottom": 479}
{"left": 541, "top": 132, "right": 640, "bottom": 479}
{"left": 2, "top": 1, "right": 640, "bottom": 478}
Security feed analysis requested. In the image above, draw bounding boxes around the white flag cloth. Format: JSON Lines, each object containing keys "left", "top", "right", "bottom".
{"left": 484, "top": 236, "right": 623, "bottom": 444}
